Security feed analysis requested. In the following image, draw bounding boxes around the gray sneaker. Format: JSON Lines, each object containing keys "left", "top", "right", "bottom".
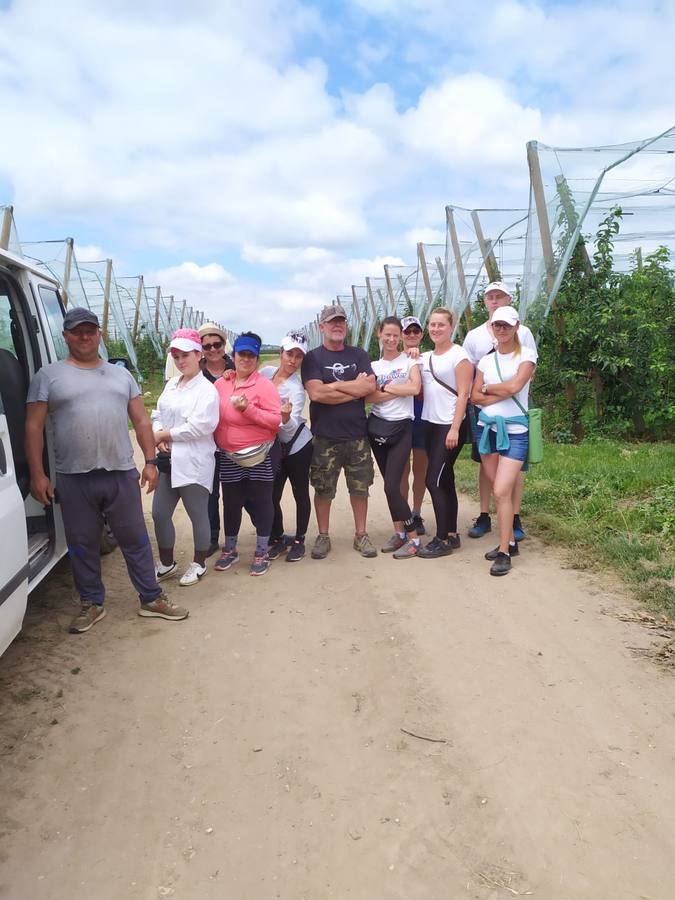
{"left": 69, "top": 603, "right": 106, "bottom": 634}
{"left": 381, "top": 534, "right": 405, "bottom": 553}
{"left": 139, "top": 592, "right": 189, "bottom": 621}
{"left": 353, "top": 533, "right": 377, "bottom": 558}
{"left": 311, "top": 534, "right": 331, "bottom": 559}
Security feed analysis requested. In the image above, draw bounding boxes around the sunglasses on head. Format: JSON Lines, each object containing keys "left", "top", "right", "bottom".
{"left": 202, "top": 340, "right": 224, "bottom": 351}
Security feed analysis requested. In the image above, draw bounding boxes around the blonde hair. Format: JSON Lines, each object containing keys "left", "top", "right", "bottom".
{"left": 428, "top": 307, "right": 455, "bottom": 329}
{"left": 513, "top": 329, "right": 522, "bottom": 357}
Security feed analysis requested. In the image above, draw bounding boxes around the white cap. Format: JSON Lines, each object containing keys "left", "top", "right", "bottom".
{"left": 401, "top": 315, "right": 422, "bottom": 331}
{"left": 280, "top": 331, "right": 308, "bottom": 354}
{"left": 484, "top": 280, "right": 512, "bottom": 298}
{"left": 491, "top": 306, "right": 519, "bottom": 326}
{"left": 170, "top": 336, "right": 203, "bottom": 352}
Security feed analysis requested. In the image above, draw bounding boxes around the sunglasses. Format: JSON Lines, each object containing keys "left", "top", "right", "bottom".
{"left": 404, "top": 327, "right": 422, "bottom": 335}
{"left": 202, "top": 340, "right": 224, "bottom": 351}
{"left": 492, "top": 322, "right": 515, "bottom": 330}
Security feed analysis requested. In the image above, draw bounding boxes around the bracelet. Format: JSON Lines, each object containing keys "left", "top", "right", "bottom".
{"left": 145, "top": 459, "right": 158, "bottom": 465}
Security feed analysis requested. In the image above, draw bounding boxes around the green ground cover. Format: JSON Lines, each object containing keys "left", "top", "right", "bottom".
{"left": 455, "top": 439, "right": 675, "bottom": 617}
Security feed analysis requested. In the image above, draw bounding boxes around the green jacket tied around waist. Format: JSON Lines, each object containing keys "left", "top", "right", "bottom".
{"left": 477, "top": 409, "right": 528, "bottom": 454}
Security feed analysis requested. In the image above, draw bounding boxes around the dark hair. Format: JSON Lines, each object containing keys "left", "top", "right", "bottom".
{"left": 239, "top": 330, "right": 262, "bottom": 344}
{"left": 379, "top": 316, "right": 402, "bottom": 332}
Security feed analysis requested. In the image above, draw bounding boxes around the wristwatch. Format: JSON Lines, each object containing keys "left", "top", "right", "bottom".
{"left": 481, "top": 383, "right": 488, "bottom": 394}
{"left": 145, "top": 458, "right": 158, "bottom": 465}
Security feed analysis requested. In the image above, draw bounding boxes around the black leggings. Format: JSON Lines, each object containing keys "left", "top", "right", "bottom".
{"left": 370, "top": 420, "right": 414, "bottom": 526}
{"left": 271, "top": 440, "right": 313, "bottom": 540}
{"left": 223, "top": 479, "right": 274, "bottom": 539}
{"left": 425, "top": 419, "right": 468, "bottom": 538}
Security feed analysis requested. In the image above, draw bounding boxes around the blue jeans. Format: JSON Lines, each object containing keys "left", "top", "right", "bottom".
{"left": 474, "top": 426, "right": 529, "bottom": 462}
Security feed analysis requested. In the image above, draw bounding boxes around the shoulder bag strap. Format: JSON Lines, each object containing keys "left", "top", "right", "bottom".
{"left": 428, "top": 353, "right": 458, "bottom": 397}
{"left": 493, "top": 353, "right": 528, "bottom": 416}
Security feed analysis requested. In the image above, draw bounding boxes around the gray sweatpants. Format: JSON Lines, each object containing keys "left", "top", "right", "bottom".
{"left": 151, "top": 474, "right": 211, "bottom": 552}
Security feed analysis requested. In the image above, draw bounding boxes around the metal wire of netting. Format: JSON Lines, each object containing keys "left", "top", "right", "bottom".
{"left": 0, "top": 206, "right": 22, "bottom": 256}
{"left": 522, "top": 124, "right": 675, "bottom": 329}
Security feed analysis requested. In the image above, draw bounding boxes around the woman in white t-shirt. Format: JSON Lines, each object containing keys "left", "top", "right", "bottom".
{"left": 366, "top": 317, "right": 422, "bottom": 558}
{"left": 471, "top": 306, "right": 537, "bottom": 577}
{"left": 259, "top": 331, "right": 313, "bottom": 563}
{"left": 419, "top": 308, "right": 473, "bottom": 559}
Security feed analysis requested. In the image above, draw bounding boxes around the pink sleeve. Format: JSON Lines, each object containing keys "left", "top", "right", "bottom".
{"left": 241, "top": 379, "right": 282, "bottom": 431}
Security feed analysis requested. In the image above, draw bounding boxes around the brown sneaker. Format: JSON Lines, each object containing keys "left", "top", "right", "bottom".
{"left": 353, "top": 533, "right": 377, "bottom": 558}
{"left": 69, "top": 603, "right": 106, "bottom": 634}
{"left": 138, "top": 592, "right": 189, "bottom": 621}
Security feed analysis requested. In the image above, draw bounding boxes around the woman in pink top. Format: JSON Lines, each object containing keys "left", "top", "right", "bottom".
{"left": 213, "top": 332, "right": 281, "bottom": 577}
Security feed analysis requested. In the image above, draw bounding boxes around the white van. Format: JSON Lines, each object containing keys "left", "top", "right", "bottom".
{"left": 0, "top": 247, "right": 69, "bottom": 656}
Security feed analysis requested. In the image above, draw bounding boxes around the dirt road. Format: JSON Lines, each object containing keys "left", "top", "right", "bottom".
{"left": 1, "top": 466, "right": 674, "bottom": 900}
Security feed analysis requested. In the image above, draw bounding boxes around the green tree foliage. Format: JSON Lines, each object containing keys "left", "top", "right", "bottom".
{"left": 534, "top": 209, "right": 674, "bottom": 440}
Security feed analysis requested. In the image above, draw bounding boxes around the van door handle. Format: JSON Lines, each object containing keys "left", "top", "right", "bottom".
{"left": 0, "top": 439, "right": 6, "bottom": 475}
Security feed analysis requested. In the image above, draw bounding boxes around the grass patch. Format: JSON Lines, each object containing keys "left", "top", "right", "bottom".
{"left": 455, "top": 438, "right": 675, "bottom": 618}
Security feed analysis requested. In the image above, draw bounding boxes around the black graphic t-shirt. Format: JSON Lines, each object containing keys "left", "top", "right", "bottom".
{"left": 301, "top": 345, "right": 374, "bottom": 441}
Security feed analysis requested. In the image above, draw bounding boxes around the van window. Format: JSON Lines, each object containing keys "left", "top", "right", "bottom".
{"left": 38, "top": 285, "right": 68, "bottom": 360}
{"left": 0, "top": 291, "right": 20, "bottom": 358}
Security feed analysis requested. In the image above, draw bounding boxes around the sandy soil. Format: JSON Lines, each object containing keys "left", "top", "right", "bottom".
{"left": 1, "top": 457, "right": 675, "bottom": 900}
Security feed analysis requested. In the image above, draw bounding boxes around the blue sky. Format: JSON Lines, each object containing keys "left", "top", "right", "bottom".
{"left": 1, "top": 0, "right": 673, "bottom": 339}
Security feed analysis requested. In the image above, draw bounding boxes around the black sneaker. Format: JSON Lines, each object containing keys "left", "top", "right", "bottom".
{"left": 485, "top": 542, "right": 519, "bottom": 561}
{"left": 267, "top": 538, "right": 286, "bottom": 561}
{"left": 489, "top": 552, "right": 512, "bottom": 576}
{"left": 468, "top": 513, "right": 491, "bottom": 538}
{"left": 413, "top": 514, "right": 426, "bottom": 536}
{"left": 448, "top": 534, "right": 461, "bottom": 550}
{"left": 286, "top": 540, "right": 305, "bottom": 562}
{"left": 417, "top": 536, "right": 453, "bottom": 559}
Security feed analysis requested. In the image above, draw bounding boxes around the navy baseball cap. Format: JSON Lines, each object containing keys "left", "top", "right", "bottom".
{"left": 63, "top": 307, "right": 100, "bottom": 330}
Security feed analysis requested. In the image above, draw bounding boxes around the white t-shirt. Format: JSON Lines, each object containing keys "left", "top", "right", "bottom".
{"left": 371, "top": 354, "right": 420, "bottom": 422}
{"left": 477, "top": 348, "right": 538, "bottom": 434}
{"left": 420, "top": 345, "right": 472, "bottom": 424}
{"left": 463, "top": 320, "right": 537, "bottom": 366}
{"left": 259, "top": 366, "right": 312, "bottom": 455}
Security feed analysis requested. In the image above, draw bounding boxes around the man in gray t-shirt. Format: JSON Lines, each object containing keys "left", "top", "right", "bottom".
{"left": 25, "top": 307, "right": 188, "bottom": 633}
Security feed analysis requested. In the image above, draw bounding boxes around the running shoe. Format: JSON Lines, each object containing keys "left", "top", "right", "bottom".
{"left": 485, "top": 543, "right": 519, "bottom": 560}
{"left": 417, "top": 536, "right": 453, "bottom": 558}
{"left": 69, "top": 603, "right": 106, "bottom": 634}
{"left": 413, "top": 514, "right": 426, "bottom": 536}
{"left": 392, "top": 539, "right": 419, "bottom": 560}
{"left": 489, "top": 552, "right": 512, "bottom": 576}
{"left": 468, "top": 513, "right": 491, "bottom": 538}
{"left": 286, "top": 540, "right": 305, "bottom": 562}
{"left": 381, "top": 534, "right": 406, "bottom": 553}
{"left": 155, "top": 560, "right": 177, "bottom": 581}
{"left": 267, "top": 538, "right": 286, "bottom": 561}
{"left": 214, "top": 549, "right": 239, "bottom": 571}
{"left": 311, "top": 534, "right": 331, "bottom": 559}
{"left": 513, "top": 514, "right": 526, "bottom": 542}
{"left": 250, "top": 554, "right": 270, "bottom": 576}
{"left": 138, "top": 593, "right": 189, "bottom": 620}
{"left": 179, "top": 562, "right": 207, "bottom": 586}
{"left": 353, "top": 533, "right": 377, "bottom": 558}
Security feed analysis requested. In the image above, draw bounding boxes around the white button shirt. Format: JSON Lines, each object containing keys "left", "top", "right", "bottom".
{"left": 152, "top": 374, "right": 220, "bottom": 491}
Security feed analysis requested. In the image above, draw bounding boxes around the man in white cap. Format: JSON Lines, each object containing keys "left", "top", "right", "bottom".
{"left": 463, "top": 282, "right": 537, "bottom": 541}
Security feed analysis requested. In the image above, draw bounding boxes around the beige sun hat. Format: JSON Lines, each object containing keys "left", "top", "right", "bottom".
{"left": 198, "top": 322, "right": 232, "bottom": 353}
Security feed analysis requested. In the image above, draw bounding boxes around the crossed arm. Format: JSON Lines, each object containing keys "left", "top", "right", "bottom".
{"left": 471, "top": 362, "right": 535, "bottom": 407}
{"left": 367, "top": 364, "right": 421, "bottom": 405}
{"left": 305, "top": 372, "right": 376, "bottom": 405}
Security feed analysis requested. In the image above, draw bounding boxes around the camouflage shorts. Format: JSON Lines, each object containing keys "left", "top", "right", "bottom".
{"left": 310, "top": 436, "right": 374, "bottom": 499}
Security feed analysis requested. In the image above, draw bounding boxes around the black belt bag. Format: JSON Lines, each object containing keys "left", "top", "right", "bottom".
{"left": 367, "top": 414, "right": 408, "bottom": 446}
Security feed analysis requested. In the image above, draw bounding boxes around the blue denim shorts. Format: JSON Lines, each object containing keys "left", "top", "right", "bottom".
{"left": 475, "top": 425, "right": 529, "bottom": 462}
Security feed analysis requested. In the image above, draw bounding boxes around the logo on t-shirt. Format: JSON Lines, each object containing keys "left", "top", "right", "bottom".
{"left": 377, "top": 368, "right": 406, "bottom": 389}
{"left": 324, "top": 362, "right": 357, "bottom": 381}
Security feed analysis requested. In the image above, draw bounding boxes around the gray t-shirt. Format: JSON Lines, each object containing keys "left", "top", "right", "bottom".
{"left": 27, "top": 360, "right": 141, "bottom": 474}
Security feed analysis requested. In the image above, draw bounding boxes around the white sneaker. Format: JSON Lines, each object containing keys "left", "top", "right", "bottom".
{"left": 156, "top": 561, "right": 177, "bottom": 581}
{"left": 179, "top": 562, "right": 207, "bottom": 587}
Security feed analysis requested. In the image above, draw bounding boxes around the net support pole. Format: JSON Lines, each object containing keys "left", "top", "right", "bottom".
{"left": 470, "top": 212, "right": 499, "bottom": 282}
{"left": 179, "top": 299, "right": 186, "bottom": 328}
{"left": 527, "top": 142, "right": 555, "bottom": 296}
{"left": 62, "top": 238, "right": 74, "bottom": 307}
{"left": 417, "top": 243, "right": 434, "bottom": 309}
{"left": 635, "top": 247, "right": 643, "bottom": 271}
{"left": 167, "top": 295, "right": 174, "bottom": 329}
{"left": 445, "top": 206, "right": 472, "bottom": 327}
{"left": 0, "top": 206, "right": 13, "bottom": 251}
{"left": 554, "top": 175, "right": 593, "bottom": 277}
{"left": 384, "top": 265, "right": 396, "bottom": 315}
{"left": 132, "top": 276, "right": 144, "bottom": 343}
{"left": 396, "top": 273, "right": 412, "bottom": 308}
{"left": 154, "top": 286, "right": 161, "bottom": 331}
{"left": 102, "top": 259, "right": 112, "bottom": 340}
{"left": 365, "top": 278, "right": 378, "bottom": 321}
{"left": 350, "top": 285, "right": 362, "bottom": 342}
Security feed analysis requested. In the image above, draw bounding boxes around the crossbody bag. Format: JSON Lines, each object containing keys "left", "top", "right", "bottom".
{"left": 428, "top": 354, "right": 473, "bottom": 440}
